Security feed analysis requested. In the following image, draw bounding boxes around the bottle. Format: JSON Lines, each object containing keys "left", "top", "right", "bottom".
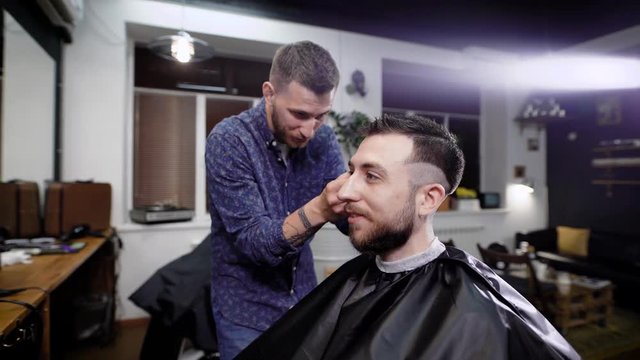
{"left": 516, "top": 241, "right": 529, "bottom": 255}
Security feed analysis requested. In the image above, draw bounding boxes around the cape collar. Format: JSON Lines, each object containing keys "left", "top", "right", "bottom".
{"left": 375, "top": 237, "right": 445, "bottom": 273}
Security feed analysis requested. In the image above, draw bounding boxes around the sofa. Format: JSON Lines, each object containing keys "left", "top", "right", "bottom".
{"left": 515, "top": 227, "right": 640, "bottom": 310}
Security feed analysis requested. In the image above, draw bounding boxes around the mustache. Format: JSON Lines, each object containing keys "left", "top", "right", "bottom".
{"left": 345, "top": 203, "right": 368, "bottom": 217}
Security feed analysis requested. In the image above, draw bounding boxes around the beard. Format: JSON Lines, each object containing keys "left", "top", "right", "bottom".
{"left": 270, "top": 102, "right": 288, "bottom": 145}
{"left": 348, "top": 198, "right": 416, "bottom": 256}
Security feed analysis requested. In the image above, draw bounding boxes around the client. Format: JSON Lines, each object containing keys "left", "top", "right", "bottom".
{"left": 237, "top": 114, "right": 579, "bottom": 360}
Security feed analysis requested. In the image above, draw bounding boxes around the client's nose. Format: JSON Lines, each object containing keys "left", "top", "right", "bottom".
{"left": 337, "top": 174, "right": 359, "bottom": 202}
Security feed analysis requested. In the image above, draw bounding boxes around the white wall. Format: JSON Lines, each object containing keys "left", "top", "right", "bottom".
{"left": 481, "top": 84, "right": 549, "bottom": 244}
{"left": 62, "top": 0, "right": 548, "bottom": 320}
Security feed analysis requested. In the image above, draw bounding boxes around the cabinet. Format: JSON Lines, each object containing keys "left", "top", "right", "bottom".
{"left": 591, "top": 139, "right": 640, "bottom": 196}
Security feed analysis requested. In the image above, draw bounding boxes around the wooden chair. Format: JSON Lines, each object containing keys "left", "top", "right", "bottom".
{"left": 476, "top": 243, "right": 555, "bottom": 318}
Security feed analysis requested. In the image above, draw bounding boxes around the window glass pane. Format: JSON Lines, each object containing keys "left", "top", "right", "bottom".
{"left": 206, "top": 98, "right": 254, "bottom": 135}
{"left": 133, "top": 92, "right": 196, "bottom": 209}
{"left": 381, "top": 110, "right": 479, "bottom": 192}
{"left": 449, "top": 117, "right": 480, "bottom": 191}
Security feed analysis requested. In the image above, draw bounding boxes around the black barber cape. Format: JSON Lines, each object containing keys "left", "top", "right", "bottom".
{"left": 237, "top": 246, "right": 579, "bottom": 360}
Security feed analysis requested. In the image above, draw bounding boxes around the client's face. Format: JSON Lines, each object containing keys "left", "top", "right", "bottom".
{"left": 338, "top": 134, "right": 418, "bottom": 255}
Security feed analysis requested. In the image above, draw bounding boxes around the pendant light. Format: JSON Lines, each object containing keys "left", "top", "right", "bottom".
{"left": 147, "top": 1, "right": 215, "bottom": 63}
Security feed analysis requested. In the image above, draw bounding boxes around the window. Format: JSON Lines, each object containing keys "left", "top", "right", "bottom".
{"left": 382, "top": 109, "right": 480, "bottom": 191}
{"left": 131, "top": 46, "right": 269, "bottom": 219}
{"left": 133, "top": 91, "right": 196, "bottom": 209}
{"left": 382, "top": 59, "right": 480, "bottom": 191}
{"left": 132, "top": 89, "right": 255, "bottom": 214}
{"left": 448, "top": 117, "right": 480, "bottom": 190}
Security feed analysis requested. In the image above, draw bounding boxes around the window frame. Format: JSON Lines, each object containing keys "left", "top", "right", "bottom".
{"left": 125, "top": 86, "right": 259, "bottom": 227}
{"left": 382, "top": 107, "right": 480, "bottom": 191}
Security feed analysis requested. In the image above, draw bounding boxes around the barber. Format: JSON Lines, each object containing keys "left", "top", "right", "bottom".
{"left": 205, "top": 40, "right": 348, "bottom": 360}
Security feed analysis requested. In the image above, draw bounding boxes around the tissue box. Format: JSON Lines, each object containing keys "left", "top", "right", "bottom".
{"left": 453, "top": 198, "right": 481, "bottom": 211}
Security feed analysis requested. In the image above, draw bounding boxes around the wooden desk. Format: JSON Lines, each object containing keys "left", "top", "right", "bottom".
{"left": 0, "top": 236, "right": 108, "bottom": 359}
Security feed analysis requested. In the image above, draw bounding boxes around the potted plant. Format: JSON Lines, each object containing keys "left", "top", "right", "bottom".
{"left": 329, "top": 110, "right": 371, "bottom": 158}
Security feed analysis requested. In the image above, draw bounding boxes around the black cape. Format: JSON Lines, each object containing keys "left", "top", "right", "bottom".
{"left": 236, "top": 246, "right": 579, "bottom": 360}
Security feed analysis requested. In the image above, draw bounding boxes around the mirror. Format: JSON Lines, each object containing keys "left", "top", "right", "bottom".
{"left": 1, "top": 9, "right": 56, "bottom": 194}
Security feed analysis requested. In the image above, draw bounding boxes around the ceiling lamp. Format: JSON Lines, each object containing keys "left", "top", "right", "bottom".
{"left": 147, "top": 1, "right": 214, "bottom": 63}
{"left": 148, "top": 30, "right": 214, "bottom": 63}
{"left": 510, "top": 56, "right": 640, "bottom": 91}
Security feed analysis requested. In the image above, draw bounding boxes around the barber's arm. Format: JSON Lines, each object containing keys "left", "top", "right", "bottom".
{"left": 323, "top": 128, "right": 350, "bottom": 235}
{"left": 279, "top": 126, "right": 349, "bottom": 246}
{"left": 282, "top": 173, "right": 349, "bottom": 245}
{"left": 207, "top": 133, "right": 301, "bottom": 266}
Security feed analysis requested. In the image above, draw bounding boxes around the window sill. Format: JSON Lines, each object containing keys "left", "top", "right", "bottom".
{"left": 436, "top": 208, "right": 508, "bottom": 217}
{"left": 321, "top": 209, "right": 508, "bottom": 230}
{"left": 116, "top": 209, "right": 508, "bottom": 233}
{"left": 117, "top": 217, "right": 211, "bottom": 233}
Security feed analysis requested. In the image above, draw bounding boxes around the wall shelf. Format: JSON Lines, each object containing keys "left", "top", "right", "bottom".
{"left": 591, "top": 140, "right": 640, "bottom": 196}
{"left": 592, "top": 179, "right": 640, "bottom": 185}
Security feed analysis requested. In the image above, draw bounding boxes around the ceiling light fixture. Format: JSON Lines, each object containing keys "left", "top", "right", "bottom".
{"left": 510, "top": 56, "right": 640, "bottom": 91}
{"left": 147, "top": 1, "right": 215, "bottom": 63}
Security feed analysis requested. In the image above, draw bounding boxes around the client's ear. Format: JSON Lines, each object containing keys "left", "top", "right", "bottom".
{"left": 417, "top": 183, "right": 446, "bottom": 217}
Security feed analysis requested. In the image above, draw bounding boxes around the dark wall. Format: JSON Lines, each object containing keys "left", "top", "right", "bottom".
{"left": 2, "top": 2, "right": 63, "bottom": 59}
{"left": 547, "top": 89, "right": 640, "bottom": 235}
{"left": 382, "top": 59, "right": 480, "bottom": 114}
{"left": 135, "top": 47, "right": 270, "bottom": 97}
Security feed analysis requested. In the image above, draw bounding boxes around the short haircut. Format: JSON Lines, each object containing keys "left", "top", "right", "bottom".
{"left": 269, "top": 41, "right": 340, "bottom": 95}
{"left": 364, "top": 113, "right": 465, "bottom": 194}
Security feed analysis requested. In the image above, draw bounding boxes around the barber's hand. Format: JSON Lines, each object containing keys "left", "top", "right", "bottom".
{"left": 319, "top": 172, "right": 350, "bottom": 222}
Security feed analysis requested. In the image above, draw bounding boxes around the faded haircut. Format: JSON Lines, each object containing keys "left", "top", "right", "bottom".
{"left": 364, "top": 113, "right": 465, "bottom": 194}
{"left": 269, "top": 41, "right": 340, "bottom": 95}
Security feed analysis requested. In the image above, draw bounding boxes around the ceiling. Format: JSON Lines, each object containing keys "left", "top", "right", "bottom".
{"left": 184, "top": 0, "right": 640, "bottom": 56}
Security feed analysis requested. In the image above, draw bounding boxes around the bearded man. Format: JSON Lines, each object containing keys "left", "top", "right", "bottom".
{"left": 205, "top": 41, "right": 349, "bottom": 360}
{"left": 236, "top": 114, "right": 579, "bottom": 360}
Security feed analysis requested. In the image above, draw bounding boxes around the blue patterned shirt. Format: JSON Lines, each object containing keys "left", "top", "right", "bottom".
{"left": 206, "top": 99, "right": 346, "bottom": 331}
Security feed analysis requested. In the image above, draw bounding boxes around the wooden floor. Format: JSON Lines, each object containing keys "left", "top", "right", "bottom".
{"left": 564, "top": 307, "right": 640, "bottom": 360}
{"left": 62, "top": 308, "right": 640, "bottom": 360}
{"left": 65, "top": 322, "right": 148, "bottom": 360}
{"left": 64, "top": 320, "right": 213, "bottom": 360}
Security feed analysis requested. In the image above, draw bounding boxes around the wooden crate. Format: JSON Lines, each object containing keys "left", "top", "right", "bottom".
{"left": 551, "top": 283, "right": 614, "bottom": 334}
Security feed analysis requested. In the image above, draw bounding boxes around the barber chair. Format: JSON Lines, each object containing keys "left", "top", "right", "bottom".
{"left": 130, "top": 235, "right": 218, "bottom": 360}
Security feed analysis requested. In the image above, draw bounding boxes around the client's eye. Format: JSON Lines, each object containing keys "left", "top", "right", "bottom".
{"left": 365, "top": 172, "right": 380, "bottom": 181}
